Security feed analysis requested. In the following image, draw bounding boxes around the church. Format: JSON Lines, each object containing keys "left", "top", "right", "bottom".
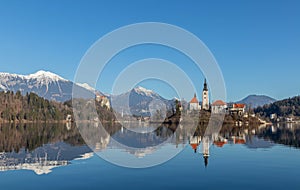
{"left": 189, "top": 79, "right": 210, "bottom": 111}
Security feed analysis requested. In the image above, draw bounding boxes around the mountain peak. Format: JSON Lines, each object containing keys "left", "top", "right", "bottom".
{"left": 237, "top": 94, "right": 276, "bottom": 108}
{"left": 133, "top": 86, "right": 156, "bottom": 96}
{"left": 0, "top": 70, "right": 95, "bottom": 102}
{"left": 27, "top": 70, "right": 67, "bottom": 82}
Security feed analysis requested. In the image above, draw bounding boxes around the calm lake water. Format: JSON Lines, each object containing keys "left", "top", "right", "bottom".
{"left": 0, "top": 122, "right": 300, "bottom": 190}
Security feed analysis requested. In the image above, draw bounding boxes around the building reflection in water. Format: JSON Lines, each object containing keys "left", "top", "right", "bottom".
{"left": 79, "top": 121, "right": 300, "bottom": 167}
{"left": 189, "top": 136, "right": 201, "bottom": 153}
{"left": 2, "top": 121, "right": 300, "bottom": 174}
{"left": 202, "top": 136, "right": 210, "bottom": 167}
{"left": 187, "top": 123, "right": 300, "bottom": 167}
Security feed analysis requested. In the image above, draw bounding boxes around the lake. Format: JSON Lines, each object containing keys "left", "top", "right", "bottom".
{"left": 0, "top": 122, "right": 300, "bottom": 190}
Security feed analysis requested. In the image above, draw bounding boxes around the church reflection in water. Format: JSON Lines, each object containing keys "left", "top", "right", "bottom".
{"left": 187, "top": 122, "right": 300, "bottom": 167}
{"left": 188, "top": 129, "right": 246, "bottom": 167}
{"left": 1, "top": 121, "right": 300, "bottom": 174}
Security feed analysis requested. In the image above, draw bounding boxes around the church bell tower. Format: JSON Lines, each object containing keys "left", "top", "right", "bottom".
{"left": 202, "top": 79, "right": 209, "bottom": 110}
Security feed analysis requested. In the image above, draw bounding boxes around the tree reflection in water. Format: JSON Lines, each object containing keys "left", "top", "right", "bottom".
{"left": 1, "top": 121, "right": 300, "bottom": 173}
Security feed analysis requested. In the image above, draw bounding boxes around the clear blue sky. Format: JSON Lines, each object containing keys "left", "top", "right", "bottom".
{"left": 0, "top": 0, "right": 299, "bottom": 101}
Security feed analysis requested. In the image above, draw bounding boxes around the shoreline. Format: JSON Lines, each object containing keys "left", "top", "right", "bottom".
{"left": 0, "top": 119, "right": 117, "bottom": 125}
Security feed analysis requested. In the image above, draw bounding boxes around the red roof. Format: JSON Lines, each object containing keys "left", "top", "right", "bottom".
{"left": 190, "top": 143, "right": 199, "bottom": 150}
{"left": 234, "top": 139, "right": 246, "bottom": 144}
{"left": 214, "top": 141, "right": 227, "bottom": 147}
{"left": 190, "top": 94, "right": 199, "bottom": 103}
{"left": 233, "top": 103, "right": 245, "bottom": 108}
{"left": 212, "top": 100, "right": 226, "bottom": 106}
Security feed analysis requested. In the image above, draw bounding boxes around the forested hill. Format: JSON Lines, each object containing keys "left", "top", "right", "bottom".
{"left": 0, "top": 91, "right": 71, "bottom": 122}
{"left": 0, "top": 91, "right": 116, "bottom": 123}
{"left": 254, "top": 96, "right": 300, "bottom": 117}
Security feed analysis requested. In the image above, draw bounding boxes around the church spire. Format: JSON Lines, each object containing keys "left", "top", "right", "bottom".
{"left": 204, "top": 155, "right": 209, "bottom": 167}
{"left": 203, "top": 79, "right": 208, "bottom": 91}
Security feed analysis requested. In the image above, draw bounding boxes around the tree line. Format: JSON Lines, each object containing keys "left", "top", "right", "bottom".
{"left": 0, "top": 90, "right": 117, "bottom": 123}
{"left": 0, "top": 91, "right": 72, "bottom": 122}
{"left": 254, "top": 96, "right": 300, "bottom": 117}
{"left": 0, "top": 123, "right": 84, "bottom": 152}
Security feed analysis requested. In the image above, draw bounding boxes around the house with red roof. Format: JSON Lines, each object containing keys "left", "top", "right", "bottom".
{"left": 211, "top": 100, "right": 227, "bottom": 114}
{"left": 189, "top": 136, "right": 201, "bottom": 153}
{"left": 229, "top": 103, "right": 246, "bottom": 116}
{"left": 213, "top": 140, "right": 227, "bottom": 147}
{"left": 232, "top": 135, "right": 246, "bottom": 144}
{"left": 189, "top": 93, "right": 201, "bottom": 111}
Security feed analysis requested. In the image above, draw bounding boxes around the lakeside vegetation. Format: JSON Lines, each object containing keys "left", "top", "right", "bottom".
{"left": 0, "top": 91, "right": 116, "bottom": 123}
{"left": 254, "top": 95, "right": 300, "bottom": 119}
{"left": 64, "top": 98, "right": 116, "bottom": 123}
{"left": 2, "top": 90, "right": 299, "bottom": 126}
{"left": 0, "top": 123, "right": 85, "bottom": 153}
{"left": 0, "top": 91, "right": 72, "bottom": 123}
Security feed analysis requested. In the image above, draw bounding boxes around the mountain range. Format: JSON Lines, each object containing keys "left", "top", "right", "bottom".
{"left": 110, "top": 86, "right": 176, "bottom": 117}
{"left": 0, "top": 70, "right": 95, "bottom": 102}
{"left": 0, "top": 70, "right": 175, "bottom": 116}
{"left": 0, "top": 70, "right": 277, "bottom": 114}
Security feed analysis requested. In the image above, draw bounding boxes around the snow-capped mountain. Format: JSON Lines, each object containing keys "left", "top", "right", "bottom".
{"left": 111, "top": 86, "right": 176, "bottom": 117}
{"left": 76, "top": 82, "right": 95, "bottom": 92}
{"left": 0, "top": 70, "right": 95, "bottom": 102}
{"left": 132, "top": 86, "right": 159, "bottom": 97}
{"left": 0, "top": 71, "right": 177, "bottom": 114}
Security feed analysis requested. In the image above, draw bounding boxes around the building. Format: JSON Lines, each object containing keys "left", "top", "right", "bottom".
{"left": 202, "top": 136, "right": 210, "bottom": 167}
{"left": 188, "top": 79, "right": 210, "bottom": 111}
{"left": 270, "top": 113, "right": 277, "bottom": 120}
{"left": 232, "top": 135, "right": 246, "bottom": 144}
{"left": 213, "top": 134, "right": 228, "bottom": 147}
{"left": 286, "top": 117, "right": 293, "bottom": 123}
{"left": 65, "top": 114, "right": 72, "bottom": 122}
{"left": 213, "top": 140, "right": 227, "bottom": 147}
{"left": 96, "top": 93, "right": 111, "bottom": 109}
{"left": 211, "top": 100, "right": 227, "bottom": 114}
{"left": 202, "top": 79, "right": 209, "bottom": 110}
{"left": 229, "top": 103, "right": 246, "bottom": 116}
{"left": 189, "top": 93, "right": 201, "bottom": 110}
{"left": 189, "top": 136, "right": 201, "bottom": 153}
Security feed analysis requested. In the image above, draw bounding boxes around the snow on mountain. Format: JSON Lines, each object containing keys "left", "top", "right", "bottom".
{"left": 76, "top": 83, "right": 95, "bottom": 92}
{"left": 0, "top": 70, "right": 66, "bottom": 82}
{"left": 172, "top": 97, "right": 180, "bottom": 101}
{"left": 111, "top": 86, "right": 176, "bottom": 117}
{"left": 0, "top": 71, "right": 177, "bottom": 112}
{"left": 26, "top": 70, "right": 67, "bottom": 82}
{"left": 133, "top": 86, "right": 157, "bottom": 97}
{"left": 0, "top": 83, "right": 7, "bottom": 91}
{"left": 0, "top": 70, "right": 96, "bottom": 102}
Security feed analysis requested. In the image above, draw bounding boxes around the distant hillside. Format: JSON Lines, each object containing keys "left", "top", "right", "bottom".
{"left": 0, "top": 91, "right": 71, "bottom": 122}
{"left": 254, "top": 96, "right": 300, "bottom": 117}
{"left": 0, "top": 91, "right": 116, "bottom": 123}
{"left": 237, "top": 95, "right": 276, "bottom": 108}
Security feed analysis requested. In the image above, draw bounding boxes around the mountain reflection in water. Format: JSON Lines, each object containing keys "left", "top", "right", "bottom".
{"left": 0, "top": 122, "right": 300, "bottom": 174}
{"left": 0, "top": 123, "right": 91, "bottom": 175}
